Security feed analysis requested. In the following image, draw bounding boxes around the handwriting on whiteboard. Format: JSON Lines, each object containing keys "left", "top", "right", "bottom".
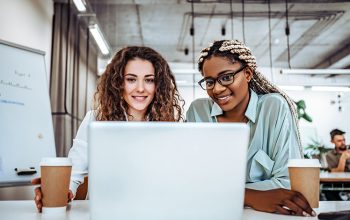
{"left": 0, "top": 79, "right": 32, "bottom": 90}
{"left": 0, "top": 99, "right": 25, "bottom": 106}
{"left": 14, "top": 70, "right": 30, "bottom": 78}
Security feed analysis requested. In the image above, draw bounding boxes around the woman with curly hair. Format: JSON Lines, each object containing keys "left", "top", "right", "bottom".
{"left": 95, "top": 46, "right": 183, "bottom": 122}
{"left": 33, "top": 46, "right": 184, "bottom": 212}
{"left": 186, "top": 39, "right": 315, "bottom": 217}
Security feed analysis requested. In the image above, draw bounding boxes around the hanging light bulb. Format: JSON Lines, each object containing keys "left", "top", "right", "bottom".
{"left": 184, "top": 48, "right": 189, "bottom": 55}
{"left": 221, "top": 26, "right": 226, "bottom": 36}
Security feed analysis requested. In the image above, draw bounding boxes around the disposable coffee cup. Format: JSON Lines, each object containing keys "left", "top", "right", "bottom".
{"left": 288, "top": 159, "right": 321, "bottom": 208}
{"left": 40, "top": 157, "right": 72, "bottom": 214}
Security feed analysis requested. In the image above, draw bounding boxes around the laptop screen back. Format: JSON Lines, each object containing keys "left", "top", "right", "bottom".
{"left": 89, "top": 122, "right": 249, "bottom": 220}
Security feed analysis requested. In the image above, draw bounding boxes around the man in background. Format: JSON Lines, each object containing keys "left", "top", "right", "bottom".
{"left": 323, "top": 129, "right": 350, "bottom": 201}
{"left": 326, "top": 129, "right": 350, "bottom": 172}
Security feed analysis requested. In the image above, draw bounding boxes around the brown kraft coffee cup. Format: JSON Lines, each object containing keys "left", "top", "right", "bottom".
{"left": 40, "top": 157, "right": 72, "bottom": 214}
{"left": 288, "top": 159, "right": 321, "bottom": 208}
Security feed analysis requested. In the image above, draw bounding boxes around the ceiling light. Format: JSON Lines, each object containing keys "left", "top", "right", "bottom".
{"left": 278, "top": 86, "right": 305, "bottom": 91}
{"left": 280, "top": 69, "right": 350, "bottom": 75}
{"left": 175, "top": 80, "right": 189, "bottom": 84}
{"left": 89, "top": 24, "right": 110, "bottom": 55}
{"left": 73, "top": 0, "right": 86, "bottom": 12}
{"left": 171, "top": 69, "right": 199, "bottom": 74}
{"left": 311, "top": 86, "right": 350, "bottom": 92}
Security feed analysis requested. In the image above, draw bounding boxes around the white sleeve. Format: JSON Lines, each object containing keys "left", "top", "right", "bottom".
{"left": 68, "top": 110, "right": 95, "bottom": 196}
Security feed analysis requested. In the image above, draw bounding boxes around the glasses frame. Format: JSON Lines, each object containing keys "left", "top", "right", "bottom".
{"left": 198, "top": 64, "right": 247, "bottom": 90}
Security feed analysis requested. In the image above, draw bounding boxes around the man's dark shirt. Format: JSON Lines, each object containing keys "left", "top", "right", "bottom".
{"left": 326, "top": 150, "right": 350, "bottom": 172}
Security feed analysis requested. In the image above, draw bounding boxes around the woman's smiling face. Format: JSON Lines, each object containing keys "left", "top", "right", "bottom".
{"left": 122, "top": 58, "right": 156, "bottom": 119}
{"left": 202, "top": 56, "right": 252, "bottom": 114}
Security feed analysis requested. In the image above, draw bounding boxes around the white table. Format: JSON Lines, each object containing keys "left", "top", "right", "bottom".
{"left": 320, "top": 172, "right": 350, "bottom": 191}
{"left": 1, "top": 200, "right": 350, "bottom": 220}
{"left": 244, "top": 201, "right": 350, "bottom": 219}
{"left": 320, "top": 172, "right": 350, "bottom": 183}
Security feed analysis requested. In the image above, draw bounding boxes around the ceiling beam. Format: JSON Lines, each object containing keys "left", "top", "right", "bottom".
{"left": 184, "top": 11, "right": 344, "bottom": 20}
{"left": 89, "top": 0, "right": 350, "bottom": 4}
{"left": 135, "top": 4, "right": 144, "bottom": 46}
{"left": 313, "top": 40, "right": 350, "bottom": 69}
{"left": 177, "top": 10, "right": 344, "bottom": 52}
{"left": 275, "top": 11, "right": 344, "bottom": 63}
{"left": 187, "top": 0, "right": 350, "bottom": 3}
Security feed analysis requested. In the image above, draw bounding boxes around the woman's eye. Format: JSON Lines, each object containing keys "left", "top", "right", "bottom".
{"left": 126, "top": 78, "right": 136, "bottom": 82}
{"left": 221, "top": 75, "right": 232, "bottom": 82}
{"left": 145, "top": 78, "right": 154, "bottom": 83}
{"left": 206, "top": 80, "right": 214, "bottom": 86}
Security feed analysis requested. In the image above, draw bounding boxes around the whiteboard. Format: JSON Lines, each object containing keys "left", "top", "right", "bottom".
{"left": 0, "top": 39, "right": 56, "bottom": 187}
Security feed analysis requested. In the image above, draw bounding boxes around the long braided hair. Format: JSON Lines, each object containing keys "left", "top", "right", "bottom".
{"left": 198, "top": 39, "right": 303, "bottom": 156}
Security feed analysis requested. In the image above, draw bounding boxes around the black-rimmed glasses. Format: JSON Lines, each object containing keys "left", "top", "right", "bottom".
{"left": 198, "top": 65, "right": 247, "bottom": 90}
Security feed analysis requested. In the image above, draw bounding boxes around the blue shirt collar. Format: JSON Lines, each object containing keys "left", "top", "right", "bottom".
{"left": 210, "top": 89, "right": 258, "bottom": 123}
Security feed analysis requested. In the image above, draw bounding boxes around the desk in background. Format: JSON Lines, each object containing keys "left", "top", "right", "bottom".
{"left": 1, "top": 200, "right": 350, "bottom": 220}
{"left": 320, "top": 172, "right": 350, "bottom": 191}
{"left": 320, "top": 172, "right": 350, "bottom": 183}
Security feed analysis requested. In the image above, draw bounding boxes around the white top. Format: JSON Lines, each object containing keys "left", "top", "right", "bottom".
{"left": 68, "top": 111, "right": 96, "bottom": 196}
{"left": 1, "top": 201, "right": 350, "bottom": 220}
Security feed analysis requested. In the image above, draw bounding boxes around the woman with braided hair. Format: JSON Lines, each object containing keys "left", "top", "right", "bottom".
{"left": 187, "top": 40, "right": 315, "bottom": 216}
{"left": 33, "top": 46, "right": 184, "bottom": 212}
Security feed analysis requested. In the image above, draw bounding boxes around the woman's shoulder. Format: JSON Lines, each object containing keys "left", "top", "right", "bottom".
{"left": 186, "top": 98, "right": 214, "bottom": 122}
{"left": 83, "top": 110, "right": 97, "bottom": 122}
{"left": 255, "top": 93, "right": 295, "bottom": 123}
{"left": 73, "top": 110, "right": 97, "bottom": 141}
{"left": 189, "top": 98, "right": 214, "bottom": 109}
{"left": 258, "top": 93, "right": 289, "bottom": 109}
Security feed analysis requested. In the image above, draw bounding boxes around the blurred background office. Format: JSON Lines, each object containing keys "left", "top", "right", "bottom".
{"left": 1, "top": 0, "right": 350, "bottom": 199}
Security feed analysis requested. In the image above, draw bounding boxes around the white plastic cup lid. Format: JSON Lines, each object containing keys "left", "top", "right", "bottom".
{"left": 287, "top": 159, "right": 321, "bottom": 168}
{"left": 42, "top": 206, "right": 67, "bottom": 214}
{"left": 40, "top": 157, "right": 72, "bottom": 166}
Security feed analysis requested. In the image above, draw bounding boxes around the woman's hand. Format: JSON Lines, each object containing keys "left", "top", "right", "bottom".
{"left": 245, "top": 188, "right": 316, "bottom": 217}
{"left": 32, "top": 178, "right": 74, "bottom": 212}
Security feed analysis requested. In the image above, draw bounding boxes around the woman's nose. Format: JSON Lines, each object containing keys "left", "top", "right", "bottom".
{"left": 136, "top": 80, "right": 145, "bottom": 92}
{"left": 212, "top": 81, "right": 226, "bottom": 94}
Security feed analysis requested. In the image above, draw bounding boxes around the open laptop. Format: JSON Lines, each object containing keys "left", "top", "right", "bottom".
{"left": 88, "top": 122, "right": 249, "bottom": 220}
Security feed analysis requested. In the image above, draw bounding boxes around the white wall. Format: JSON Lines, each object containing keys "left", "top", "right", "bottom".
{"left": 0, "top": 0, "right": 53, "bottom": 200}
{"left": 286, "top": 90, "right": 350, "bottom": 148}
{"left": 177, "top": 85, "right": 207, "bottom": 113}
{"left": 0, "top": 0, "right": 53, "bottom": 80}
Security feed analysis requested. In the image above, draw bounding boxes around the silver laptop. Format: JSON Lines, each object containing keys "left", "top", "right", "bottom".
{"left": 88, "top": 122, "right": 249, "bottom": 220}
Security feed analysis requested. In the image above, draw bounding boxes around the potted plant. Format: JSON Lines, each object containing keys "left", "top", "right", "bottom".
{"left": 304, "top": 139, "right": 331, "bottom": 170}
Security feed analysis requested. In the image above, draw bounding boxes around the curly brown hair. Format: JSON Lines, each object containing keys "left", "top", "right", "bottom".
{"left": 94, "top": 46, "right": 184, "bottom": 121}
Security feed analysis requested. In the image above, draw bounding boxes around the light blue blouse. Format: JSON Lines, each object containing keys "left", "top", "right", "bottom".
{"left": 186, "top": 90, "right": 302, "bottom": 190}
